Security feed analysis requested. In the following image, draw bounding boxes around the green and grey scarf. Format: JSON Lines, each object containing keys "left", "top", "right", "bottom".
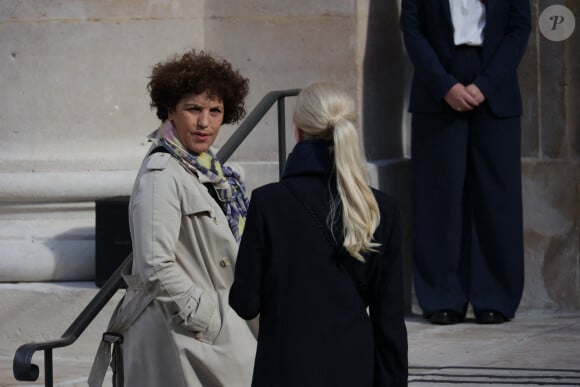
{"left": 158, "top": 121, "right": 249, "bottom": 242}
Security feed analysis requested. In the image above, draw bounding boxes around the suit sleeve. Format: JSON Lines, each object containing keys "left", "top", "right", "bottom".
{"left": 400, "top": 0, "right": 458, "bottom": 100}
{"left": 473, "top": 0, "right": 531, "bottom": 97}
{"left": 229, "top": 191, "right": 267, "bottom": 320}
{"left": 369, "top": 201, "right": 409, "bottom": 386}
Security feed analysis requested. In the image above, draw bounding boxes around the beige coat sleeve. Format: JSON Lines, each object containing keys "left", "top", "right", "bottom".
{"left": 129, "top": 153, "right": 218, "bottom": 336}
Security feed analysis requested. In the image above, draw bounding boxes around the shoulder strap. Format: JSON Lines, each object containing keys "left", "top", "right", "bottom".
{"left": 281, "top": 181, "right": 369, "bottom": 304}
{"left": 281, "top": 180, "right": 337, "bottom": 248}
{"left": 282, "top": 181, "right": 367, "bottom": 298}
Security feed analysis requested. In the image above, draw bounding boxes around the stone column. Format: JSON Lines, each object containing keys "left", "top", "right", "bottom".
{"left": 520, "top": 1, "right": 580, "bottom": 311}
{"left": 0, "top": 1, "right": 205, "bottom": 281}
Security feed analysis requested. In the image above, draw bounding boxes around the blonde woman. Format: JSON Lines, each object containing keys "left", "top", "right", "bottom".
{"left": 229, "top": 82, "right": 408, "bottom": 386}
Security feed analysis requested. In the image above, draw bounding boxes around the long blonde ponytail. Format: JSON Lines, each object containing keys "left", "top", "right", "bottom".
{"left": 293, "top": 82, "right": 380, "bottom": 261}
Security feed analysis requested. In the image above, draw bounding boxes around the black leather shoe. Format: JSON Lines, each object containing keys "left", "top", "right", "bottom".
{"left": 475, "top": 310, "right": 507, "bottom": 324}
{"left": 426, "top": 310, "right": 462, "bottom": 325}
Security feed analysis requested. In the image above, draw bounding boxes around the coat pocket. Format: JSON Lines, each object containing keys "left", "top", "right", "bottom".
{"left": 176, "top": 287, "right": 222, "bottom": 344}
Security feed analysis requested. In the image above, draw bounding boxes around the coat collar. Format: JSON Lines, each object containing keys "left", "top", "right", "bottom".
{"left": 282, "top": 140, "right": 333, "bottom": 178}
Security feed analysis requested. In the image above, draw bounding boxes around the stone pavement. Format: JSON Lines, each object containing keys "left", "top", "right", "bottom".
{"left": 1, "top": 283, "right": 579, "bottom": 386}
{"left": 406, "top": 312, "right": 580, "bottom": 386}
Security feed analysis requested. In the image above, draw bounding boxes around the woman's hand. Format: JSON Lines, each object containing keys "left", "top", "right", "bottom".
{"left": 444, "top": 83, "right": 481, "bottom": 112}
{"left": 466, "top": 83, "right": 485, "bottom": 104}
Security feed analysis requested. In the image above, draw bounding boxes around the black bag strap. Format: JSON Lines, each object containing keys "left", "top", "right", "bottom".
{"left": 281, "top": 181, "right": 337, "bottom": 248}
{"left": 281, "top": 181, "right": 368, "bottom": 303}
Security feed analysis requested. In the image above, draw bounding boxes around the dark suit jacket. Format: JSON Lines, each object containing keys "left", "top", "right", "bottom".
{"left": 230, "top": 175, "right": 408, "bottom": 386}
{"left": 400, "top": 0, "right": 531, "bottom": 117}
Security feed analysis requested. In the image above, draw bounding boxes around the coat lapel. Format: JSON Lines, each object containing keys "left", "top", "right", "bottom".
{"left": 482, "top": 0, "right": 496, "bottom": 60}
{"left": 442, "top": 0, "right": 452, "bottom": 28}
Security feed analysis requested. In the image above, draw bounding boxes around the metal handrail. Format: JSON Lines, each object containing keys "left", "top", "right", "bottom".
{"left": 217, "top": 88, "right": 301, "bottom": 177}
{"left": 12, "top": 89, "right": 300, "bottom": 386}
{"left": 13, "top": 257, "right": 131, "bottom": 384}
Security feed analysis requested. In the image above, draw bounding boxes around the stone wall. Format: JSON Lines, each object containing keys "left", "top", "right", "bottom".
{"left": 518, "top": 1, "right": 580, "bottom": 312}
{"left": 0, "top": 0, "right": 205, "bottom": 281}
{"left": 0, "top": 0, "right": 578, "bottom": 313}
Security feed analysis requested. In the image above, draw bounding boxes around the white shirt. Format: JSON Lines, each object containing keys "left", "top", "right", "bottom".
{"left": 449, "top": 0, "right": 486, "bottom": 46}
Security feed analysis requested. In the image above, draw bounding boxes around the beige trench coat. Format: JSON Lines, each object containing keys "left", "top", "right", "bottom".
{"left": 118, "top": 150, "right": 257, "bottom": 386}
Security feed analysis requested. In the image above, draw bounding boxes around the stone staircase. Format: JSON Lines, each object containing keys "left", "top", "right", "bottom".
{"left": 0, "top": 282, "right": 122, "bottom": 386}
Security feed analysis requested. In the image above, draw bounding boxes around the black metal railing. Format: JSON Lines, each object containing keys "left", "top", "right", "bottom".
{"left": 217, "top": 89, "right": 301, "bottom": 177}
{"left": 12, "top": 88, "right": 300, "bottom": 386}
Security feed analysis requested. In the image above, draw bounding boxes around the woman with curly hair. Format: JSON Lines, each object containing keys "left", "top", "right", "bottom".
{"left": 92, "top": 50, "right": 257, "bottom": 387}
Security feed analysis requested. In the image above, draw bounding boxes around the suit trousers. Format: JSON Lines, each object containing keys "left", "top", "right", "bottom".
{"left": 411, "top": 46, "right": 524, "bottom": 318}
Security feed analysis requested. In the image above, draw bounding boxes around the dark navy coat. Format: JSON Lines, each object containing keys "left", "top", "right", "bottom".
{"left": 400, "top": 0, "right": 529, "bottom": 318}
{"left": 400, "top": 0, "right": 531, "bottom": 117}
{"left": 229, "top": 141, "right": 408, "bottom": 386}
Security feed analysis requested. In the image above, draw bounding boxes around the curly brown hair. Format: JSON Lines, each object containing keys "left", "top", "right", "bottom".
{"left": 147, "top": 49, "right": 249, "bottom": 124}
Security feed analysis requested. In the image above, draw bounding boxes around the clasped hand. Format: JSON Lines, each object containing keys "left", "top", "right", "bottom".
{"left": 444, "top": 83, "right": 485, "bottom": 112}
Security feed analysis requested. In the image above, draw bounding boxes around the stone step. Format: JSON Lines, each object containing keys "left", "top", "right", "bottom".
{"left": 1, "top": 282, "right": 123, "bottom": 386}
{"left": 0, "top": 161, "right": 281, "bottom": 284}
{"left": 3, "top": 283, "right": 580, "bottom": 386}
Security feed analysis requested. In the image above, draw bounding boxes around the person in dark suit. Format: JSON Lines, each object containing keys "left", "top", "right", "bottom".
{"left": 229, "top": 82, "right": 408, "bottom": 386}
{"left": 400, "top": 0, "right": 531, "bottom": 324}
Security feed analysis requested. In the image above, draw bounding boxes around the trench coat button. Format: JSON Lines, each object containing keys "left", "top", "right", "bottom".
{"left": 219, "top": 259, "right": 229, "bottom": 268}
{"left": 213, "top": 217, "right": 219, "bottom": 225}
{"left": 194, "top": 332, "right": 203, "bottom": 340}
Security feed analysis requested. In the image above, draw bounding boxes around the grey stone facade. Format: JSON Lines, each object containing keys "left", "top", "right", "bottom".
{"left": 519, "top": 1, "right": 580, "bottom": 312}
{"left": 0, "top": 0, "right": 578, "bottom": 314}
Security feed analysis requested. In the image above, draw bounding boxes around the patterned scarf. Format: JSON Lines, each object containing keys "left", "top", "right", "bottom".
{"left": 158, "top": 121, "right": 249, "bottom": 242}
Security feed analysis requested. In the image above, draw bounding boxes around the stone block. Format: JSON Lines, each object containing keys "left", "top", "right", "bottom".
{"left": 206, "top": 1, "right": 354, "bottom": 18}
{"left": 521, "top": 159, "right": 580, "bottom": 311}
{"left": 0, "top": 203, "right": 95, "bottom": 282}
{"left": 0, "top": 282, "right": 124, "bottom": 366}
{"left": 0, "top": 0, "right": 202, "bottom": 20}
{"left": 235, "top": 161, "right": 279, "bottom": 194}
{"left": 0, "top": 19, "right": 202, "bottom": 172}
{"left": 205, "top": 3, "right": 358, "bottom": 162}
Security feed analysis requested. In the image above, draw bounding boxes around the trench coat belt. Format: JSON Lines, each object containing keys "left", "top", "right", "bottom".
{"left": 88, "top": 254, "right": 156, "bottom": 387}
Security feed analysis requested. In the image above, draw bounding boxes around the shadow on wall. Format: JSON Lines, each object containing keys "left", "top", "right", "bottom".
{"left": 362, "top": 0, "right": 415, "bottom": 314}
{"left": 44, "top": 227, "right": 95, "bottom": 281}
{"left": 362, "top": 0, "right": 408, "bottom": 161}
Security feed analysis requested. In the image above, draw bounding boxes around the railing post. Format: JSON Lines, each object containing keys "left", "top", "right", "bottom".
{"left": 45, "top": 349, "right": 53, "bottom": 387}
{"left": 277, "top": 97, "right": 287, "bottom": 179}
{"left": 216, "top": 89, "right": 299, "bottom": 167}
